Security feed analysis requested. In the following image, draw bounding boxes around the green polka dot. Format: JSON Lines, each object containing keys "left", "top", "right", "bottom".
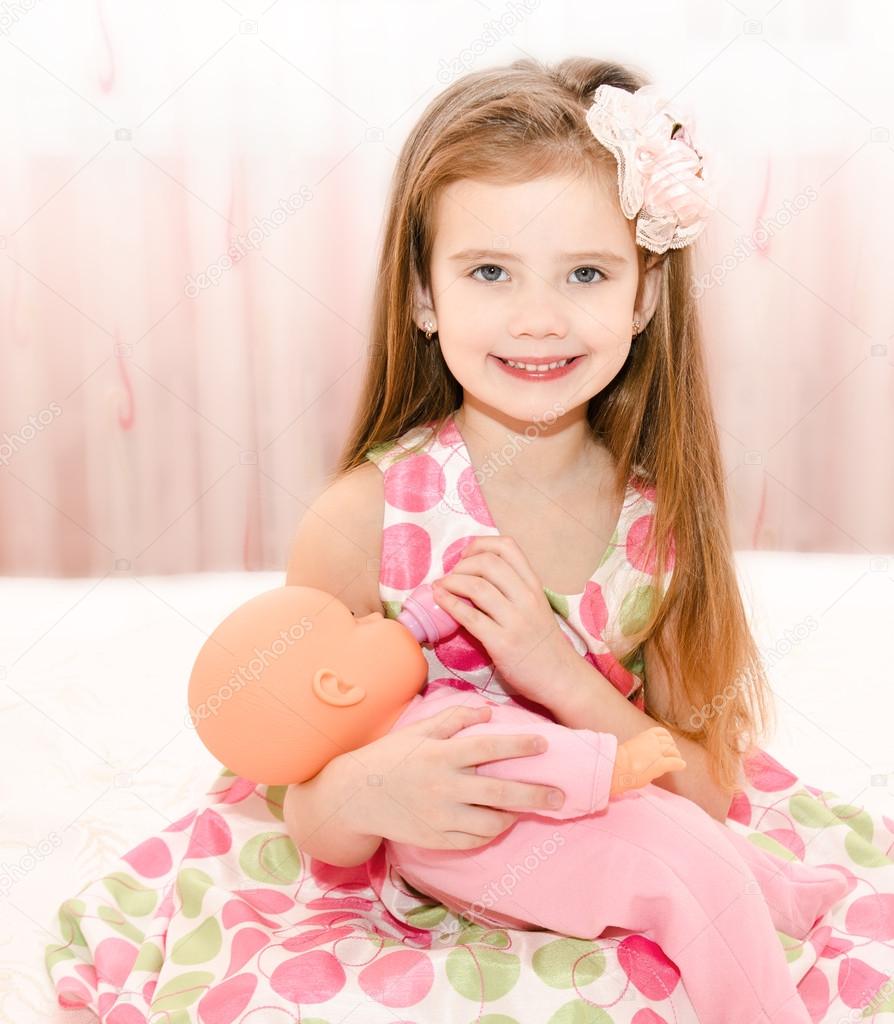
{"left": 171, "top": 916, "right": 222, "bottom": 965}
{"left": 404, "top": 902, "right": 448, "bottom": 929}
{"left": 747, "top": 832, "right": 797, "bottom": 862}
{"left": 102, "top": 872, "right": 157, "bottom": 917}
{"left": 446, "top": 945, "right": 521, "bottom": 1002}
{"left": 44, "top": 943, "right": 76, "bottom": 972}
{"left": 264, "top": 785, "right": 287, "bottom": 822}
{"left": 384, "top": 599, "right": 402, "bottom": 620}
{"left": 97, "top": 904, "right": 145, "bottom": 943}
{"left": 239, "top": 831, "right": 301, "bottom": 885}
{"left": 597, "top": 527, "right": 620, "bottom": 568}
{"left": 831, "top": 804, "right": 874, "bottom": 843}
{"left": 789, "top": 793, "right": 843, "bottom": 830}
{"left": 177, "top": 867, "right": 214, "bottom": 919}
{"left": 845, "top": 830, "right": 893, "bottom": 868}
{"left": 532, "top": 937, "right": 605, "bottom": 988}
{"left": 547, "top": 999, "right": 613, "bottom": 1024}
{"left": 618, "top": 584, "right": 657, "bottom": 637}
{"left": 149, "top": 970, "right": 215, "bottom": 1014}
{"left": 543, "top": 588, "right": 569, "bottom": 619}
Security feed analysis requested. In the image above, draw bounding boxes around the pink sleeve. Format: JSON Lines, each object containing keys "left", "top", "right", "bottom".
{"left": 391, "top": 686, "right": 618, "bottom": 818}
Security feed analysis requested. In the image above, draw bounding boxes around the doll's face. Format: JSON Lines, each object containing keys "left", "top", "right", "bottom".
{"left": 417, "top": 170, "right": 662, "bottom": 425}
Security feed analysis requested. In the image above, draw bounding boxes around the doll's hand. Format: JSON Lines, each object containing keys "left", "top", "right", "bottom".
{"left": 431, "top": 536, "right": 578, "bottom": 707}
{"left": 610, "top": 727, "right": 686, "bottom": 797}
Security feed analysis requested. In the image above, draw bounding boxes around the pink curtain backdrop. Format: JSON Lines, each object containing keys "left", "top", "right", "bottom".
{"left": 1, "top": 2, "right": 892, "bottom": 576}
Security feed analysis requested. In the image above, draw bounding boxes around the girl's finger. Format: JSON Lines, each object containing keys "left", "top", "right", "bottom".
{"left": 442, "top": 550, "right": 525, "bottom": 606}
{"left": 458, "top": 535, "right": 542, "bottom": 594}
{"left": 432, "top": 575, "right": 500, "bottom": 641}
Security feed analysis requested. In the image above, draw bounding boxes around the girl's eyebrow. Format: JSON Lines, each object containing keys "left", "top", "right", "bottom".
{"left": 447, "top": 247, "right": 629, "bottom": 267}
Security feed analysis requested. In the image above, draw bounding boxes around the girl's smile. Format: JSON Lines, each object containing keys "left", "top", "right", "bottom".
{"left": 490, "top": 353, "right": 585, "bottom": 380}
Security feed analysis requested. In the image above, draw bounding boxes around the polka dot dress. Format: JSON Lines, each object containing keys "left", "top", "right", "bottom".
{"left": 47, "top": 411, "right": 894, "bottom": 1023}
{"left": 365, "top": 410, "right": 676, "bottom": 715}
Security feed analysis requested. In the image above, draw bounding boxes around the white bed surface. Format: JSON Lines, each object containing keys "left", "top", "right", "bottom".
{"left": 1, "top": 552, "right": 891, "bottom": 1021}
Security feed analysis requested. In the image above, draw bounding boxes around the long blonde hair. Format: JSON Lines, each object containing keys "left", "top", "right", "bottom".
{"left": 336, "top": 56, "right": 775, "bottom": 799}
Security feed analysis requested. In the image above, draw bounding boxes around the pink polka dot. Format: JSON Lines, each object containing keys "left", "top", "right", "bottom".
{"left": 310, "top": 859, "right": 373, "bottom": 891}
{"left": 797, "top": 961, "right": 830, "bottom": 1018}
{"left": 579, "top": 581, "right": 608, "bottom": 640}
{"left": 626, "top": 515, "right": 676, "bottom": 577}
{"left": 185, "top": 808, "right": 231, "bottom": 858}
{"left": 74, "top": 963, "right": 97, "bottom": 989}
{"left": 94, "top": 937, "right": 139, "bottom": 987}
{"left": 631, "top": 1010, "right": 671, "bottom": 1023}
{"left": 586, "top": 651, "right": 635, "bottom": 697}
{"left": 765, "top": 828, "right": 806, "bottom": 860}
{"left": 618, "top": 934, "right": 680, "bottom": 1000}
{"left": 437, "top": 418, "right": 462, "bottom": 446}
{"left": 380, "top": 523, "right": 432, "bottom": 590}
{"left": 359, "top": 949, "right": 434, "bottom": 1007}
{"left": 56, "top": 977, "right": 92, "bottom": 1008}
{"left": 197, "top": 973, "right": 258, "bottom": 1024}
{"left": 743, "top": 748, "right": 798, "bottom": 792}
{"left": 224, "top": 927, "right": 270, "bottom": 976}
{"left": 433, "top": 626, "right": 491, "bottom": 672}
{"left": 123, "top": 836, "right": 172, "bottom": 878}
{"left": 424, "top": 676, "right": 479, "bottom": 696}
{"left": 845, "top": 894, "right": 894, "bottom": 942}
{"left": 837, "top": 956, "right": 889, "bottom": 1009}
{"left": 442, "top": 535, "right": 483, "bottom": 573}
{"left": 727, "top": 789, "right": 753, "bottom": 825}
{"left": 270, "top": 950, "right": 346, "bottom": 1004}
{"left": 384, "top": 454, "right": 446, "bottom": 512}
{"left": 457, "top": 466, "right": 495, "bottom": 527}
{"left": 630, "top": 474, "right": 657, "bottom": 503}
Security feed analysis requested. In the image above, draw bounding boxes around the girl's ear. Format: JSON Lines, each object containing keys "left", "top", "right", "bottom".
{"left": 634, "top": 255, "right": 666, "bottom": 328}
{"left": 412, "top": 274, "right": 436, "bottom": 329}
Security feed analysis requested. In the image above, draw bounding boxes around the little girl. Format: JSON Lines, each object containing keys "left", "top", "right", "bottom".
{"left": 47, "top": 56, "right": 894, "bottom": 1024}
{"left": 284, "top": 58, "right": 851, "bottom": 1023}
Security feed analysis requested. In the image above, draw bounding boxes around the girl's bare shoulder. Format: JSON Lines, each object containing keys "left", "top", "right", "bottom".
{"left": 285, "top": 460, "right": 384, "bottom": 616}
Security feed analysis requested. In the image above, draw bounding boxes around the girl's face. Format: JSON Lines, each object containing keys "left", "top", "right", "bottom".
{"left": 417, "top": 171, "right": 661, "bottom": 424}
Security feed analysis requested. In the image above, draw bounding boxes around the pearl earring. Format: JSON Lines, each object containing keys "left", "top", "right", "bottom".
{"left": 422, "top": 320, "right": 436, "bottom": 340}
{"left": 632, "top": 318, "right": 642, "bottom": 336}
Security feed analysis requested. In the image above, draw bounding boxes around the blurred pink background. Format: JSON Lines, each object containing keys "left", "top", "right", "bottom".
{"left": 1, "top": 1, "right": 893, "bottom": 576}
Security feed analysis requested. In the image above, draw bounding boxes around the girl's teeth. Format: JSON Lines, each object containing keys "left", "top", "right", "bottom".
{"left": 505, "top": 358, "right": 571, "bottom": 371}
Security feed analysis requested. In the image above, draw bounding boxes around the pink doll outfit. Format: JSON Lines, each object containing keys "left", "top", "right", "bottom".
{"left": 366, "top": 413, "right": 850, "bottom": 1024}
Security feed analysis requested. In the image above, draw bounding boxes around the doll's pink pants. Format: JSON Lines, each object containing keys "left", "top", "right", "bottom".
{"left": 388, "top": 686, "right": 849, "bottom": 1024}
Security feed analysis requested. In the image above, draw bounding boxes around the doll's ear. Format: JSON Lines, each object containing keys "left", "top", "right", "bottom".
{"left": 312, "top": 668, "right": 366, "bottom": 707}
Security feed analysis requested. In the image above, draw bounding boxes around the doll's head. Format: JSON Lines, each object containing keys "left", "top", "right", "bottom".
{"left": 187, "top": 586, "right": 428, "bottom": 784}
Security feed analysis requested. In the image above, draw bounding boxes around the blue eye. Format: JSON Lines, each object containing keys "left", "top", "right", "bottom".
{"left": 469, "top": 265, "right": 606, "bottom": 285}
{"left": 470, "top": 265, "right": 509, "bottom": 283}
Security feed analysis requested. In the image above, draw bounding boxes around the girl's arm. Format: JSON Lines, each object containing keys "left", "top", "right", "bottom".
{"left": 545, "top": 644, "right": 733, "bottom": 822}
{"left": 284, "top": 756, "right": 383, "bottom": 868}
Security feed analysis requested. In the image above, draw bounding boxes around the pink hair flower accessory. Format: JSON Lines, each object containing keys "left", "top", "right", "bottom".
{"left": 585, "top": 83, "right": 715, "bottom": 254}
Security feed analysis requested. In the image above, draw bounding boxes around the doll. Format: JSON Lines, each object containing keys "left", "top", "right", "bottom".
{"left": 187, "top": 584, "right": 848, "bottom": 955}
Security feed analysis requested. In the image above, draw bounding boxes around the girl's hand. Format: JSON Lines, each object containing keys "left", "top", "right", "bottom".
{"left": 341, "top": 703, "right": 565, "bottom": 850}
{"left": 431, "top": 535, "right": 577, "bottom": 707}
